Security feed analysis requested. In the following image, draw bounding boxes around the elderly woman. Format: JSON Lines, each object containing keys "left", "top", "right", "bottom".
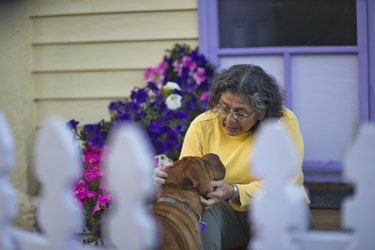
{"left": 154, "top": 64, "right": 306, "bottom": 249}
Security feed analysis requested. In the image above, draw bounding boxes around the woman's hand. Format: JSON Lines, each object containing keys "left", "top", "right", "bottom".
{"left": 152, "top": 162, "right": 173, "bottom": 196}
{"left": 152, "top": 166, "right": 168, "bottom": 186}
{"left": 201, "top": 180, "right": 234, "bottom": 209}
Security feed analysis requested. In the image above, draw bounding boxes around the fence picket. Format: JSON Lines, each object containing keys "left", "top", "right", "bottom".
{"left": 249, "top": 120, "right": 308, "bottom": 250}
{"left": 11, "top": 116, "right": 88, "bottom": 250}
{"left": 0, "top": 112, "right": 17, "bottom": 250}
{"left": 343, "top": 123, "right": 375, "bottom": 250}
{"left": 106, "top": 123, "right": 157, "bottom": 250}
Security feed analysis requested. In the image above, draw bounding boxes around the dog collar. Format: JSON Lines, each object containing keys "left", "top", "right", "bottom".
{"left": 157, "top": 196, "right": 207, "bottom": 232}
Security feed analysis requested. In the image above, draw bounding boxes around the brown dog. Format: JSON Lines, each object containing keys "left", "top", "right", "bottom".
{"left": 152, "top": 153, "right": 225, "bottom": 250}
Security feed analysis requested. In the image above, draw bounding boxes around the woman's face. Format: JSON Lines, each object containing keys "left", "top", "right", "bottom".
{"left": 217, "top": 91, "right": 265, "bottom": 136}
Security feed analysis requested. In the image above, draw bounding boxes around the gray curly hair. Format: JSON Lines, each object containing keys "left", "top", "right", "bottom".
{"left": 207, "top": 64, "right": 285, "bottom": 130}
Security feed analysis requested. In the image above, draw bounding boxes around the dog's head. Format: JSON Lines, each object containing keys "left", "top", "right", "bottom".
{"left": 165, "top": 154, "right": 226, "bottom": 197}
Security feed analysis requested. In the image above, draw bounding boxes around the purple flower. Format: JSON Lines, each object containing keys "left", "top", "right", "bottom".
{"left": 131, "top": 88, "right": 148, "bottom": 104}
{"left": 90, "top": 133, "right": 105, "bottom": 147}
{"left": 134, "top": 111, "right": 147, "bottom": 121}
{"left": 199, "top": 80, "right": 210, "bottom": 92}
{"left": 191, "top": 50, "right": 206, "bottom": 66}
{"left": 116, "top": 112, "right": 133, "bottom": 122}
{"left": 175, "top": 110, "right": 189, "bottom": 119}
{"left": 125, "top": 102, "right": 140, "bottom": 113}
{"left": 161, "top": 126, "right": 178, "bottom": 142}
{"left": 175, "top": 123, "right": 185, "bottom": 134}
{"left": 67, "top": 119, "right": 79, "bottom": 130}
{"left": 84, "top": 124, "right": 97, "bottom": 134}
{"left": 162, "top": 139, "right": 178, "bottom": 152}
{"left": 147, "top": 81, "right": 159, "bottom": 92}
{"left": 108, "top": 101, "right": 124, "bottom": 112}
{"left": 149, "top": 96, "right": 167, "bottom": 113}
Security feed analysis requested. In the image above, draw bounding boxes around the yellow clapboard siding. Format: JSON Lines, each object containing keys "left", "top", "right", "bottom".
{"left": 32, "top": 11, "right": 198, "bottom": 44}
{"left": 30, "top": 0, "right": 196, "bottom": 17}
{"left": 33, "top": 40, "right": 198, "bottom": 71}
{"left": 36, "top": 99, "right": 116, "bottom": 126}
{"left": 34, "top": 71, "right": 146, "bottom": 99}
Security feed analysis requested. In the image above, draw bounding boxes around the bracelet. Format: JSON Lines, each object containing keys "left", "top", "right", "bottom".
{"left": 228, "top": 184, "right": 238, "bottom": 203}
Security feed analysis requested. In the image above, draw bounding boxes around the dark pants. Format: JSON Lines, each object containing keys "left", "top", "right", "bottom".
{"left": 200, "top": 201, "right": 250, "bottom": 250}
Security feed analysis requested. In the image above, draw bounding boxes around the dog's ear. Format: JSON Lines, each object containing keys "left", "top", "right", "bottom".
{"left": 182, "top": 167, "right": 200, "bottom": 189}
{"left": 202, "top": 153, "right": 226, "bottom": 180}
{"left": 182, "top": 160, "right": 213, "bottom": 196}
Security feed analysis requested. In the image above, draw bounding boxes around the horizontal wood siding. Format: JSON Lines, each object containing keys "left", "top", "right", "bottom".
{"left": 34, "top": 71, "right": 144, "bottom": 99}
{"left": 30, "top": 0, "right": 196, "bottom": 16}
{"left": 32, "top": 11, "right": 197, "bottom": 44}
{"left": 33, "top": 40, "right": 198, "bottom": 72}
{"left": 36, "top": 99, "right": 114, "bottom": 125}
{"left": 31, "top": 0, "right": 198, "bottom": 126}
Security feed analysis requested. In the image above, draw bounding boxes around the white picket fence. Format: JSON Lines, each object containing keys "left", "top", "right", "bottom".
{"left": 250, "top": 120, "right": 375, "bottom": 250}
{"left": 0, "top": 113, "right": 157, "bottom": 250}
{"left": 0, "top": 111, "right": 374, "bottom": 250}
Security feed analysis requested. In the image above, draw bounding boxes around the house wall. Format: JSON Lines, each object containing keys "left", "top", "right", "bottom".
{"left": 0, "top": 2, "right": 36, "bottom": 195}
{"left": 0, "top": 0, "right": 198, "bottom": 230}
{"left": 30, "top": 0, "right": 198, "bottom": 126}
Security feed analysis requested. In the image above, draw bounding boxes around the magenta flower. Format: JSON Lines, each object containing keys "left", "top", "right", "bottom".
{"left": 200, "top": 91, "right": 210, "bottom": 102}
{"left": 75, "top": 180, "right": 89, "bottom": 200}
{"left": 92, "top": 193, "right": 111, "bottom": 215}
{"left": 181, "top": 56, "right": 197, "bottom": 71}
{"left": 74, "top": 180, "right": 97, "bottom": 202}
{"left": 98, "top": 193, "right": 111, "bottom": 204}
{"left": 84, "top": 152, "right": 100, "bottom": 165}
{"left": 84, "top": 168, "right": 104, "bottom": 182}
{"left": 193, "top": 67, "right": 206, "bottom": 85}
{"left": 156, "top": 60, "right": 168, "bottom": 73}
{"left": 144, "top": 67, "right": 155, "bottom": 80}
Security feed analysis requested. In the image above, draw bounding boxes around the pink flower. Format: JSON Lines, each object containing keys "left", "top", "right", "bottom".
{"left": 193, "top": 67, "right": 206, "bottom": 85}
{"left": 200, "top": 91, "right": 210, "bottom": 102}
{"left": 84, "top": 152, "right": 100, "bottom": 165}
{"left": 92, "top": 193, "right": 111, "bottom": 215}
{"left": 156, "top": 60, "right": 168, "bottom": 73}
{"left": 74, "top": 180, "right": 97, "bottom": 202}
{"left": 74, "top": 181, "right": 89, "bottom": 200}
{"left": 84, "top": 168, "right": 104, "bottom": 182}
{"left": 181, "top": 56, "right": 196, "bottom": 71}
{"left": 98, "top": 193, "right": 111, "bottom": 204}
{"left": 144, "top": 67, "right": 155, "bottom": 80}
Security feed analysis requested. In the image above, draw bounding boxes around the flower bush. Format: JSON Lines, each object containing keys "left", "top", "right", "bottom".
{"left": 67, "top": 43, "right": 216, "bottom": 244}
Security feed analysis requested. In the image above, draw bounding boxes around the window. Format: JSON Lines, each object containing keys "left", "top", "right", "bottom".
{"left": 218, "top": 0, "right": 357, "bottom": 48}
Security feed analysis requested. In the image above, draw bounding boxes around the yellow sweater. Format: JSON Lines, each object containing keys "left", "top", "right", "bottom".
{"left": 180, "top": 108, "right": 306, "bottom": 212}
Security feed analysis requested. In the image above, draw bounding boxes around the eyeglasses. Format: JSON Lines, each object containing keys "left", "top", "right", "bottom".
{"left": 216, "top": 104, "right": 254, "bottom": 121}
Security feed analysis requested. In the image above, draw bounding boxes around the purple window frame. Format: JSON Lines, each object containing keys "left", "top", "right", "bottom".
{"left": 198, "top": 0, "right": 374, "bottom": 182}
